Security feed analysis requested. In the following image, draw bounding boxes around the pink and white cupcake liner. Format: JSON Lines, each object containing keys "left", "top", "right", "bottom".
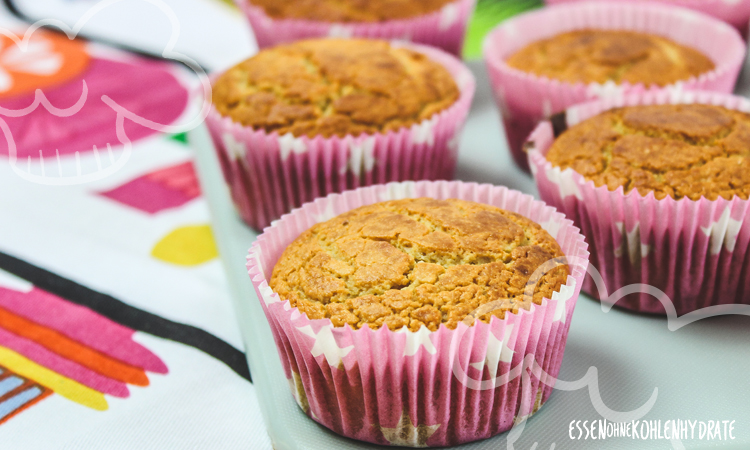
{"left": 247, "top": 180, "right": 589, "bottom": 446}
{"left": 235, "top": 0, "right": 476, "bottom": 56}
{"left": 527, "top": 90, "right": 750, "bottom": 315}
{"left": 206, "top": 42, "right": 475, "bottom": 231}
{"left": 546, "top": 0, "right": 750, "bottom": 33}
{"left": 483, "top": 1, "right": 746, "bottom": 171}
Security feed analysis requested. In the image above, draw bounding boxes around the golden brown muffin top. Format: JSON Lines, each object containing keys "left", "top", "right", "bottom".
{"left": 249, "top": 0, "right": 456, "bottom": 22}
{"left": 506, "top": 30, "right": 715, "bottom": 87}
{"left": 546, "top": 104, "right": 750, "bottom": 200}
{"left": 270, "top": 198, "right": 569, "bottom": 331}
{"left": 212, "top": 39, "right": 460, "bottom": 138}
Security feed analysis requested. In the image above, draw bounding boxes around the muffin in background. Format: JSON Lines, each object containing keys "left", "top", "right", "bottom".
{"left": 527, "top": 92, "right": 750, "bottom": 315}
{"left": 547, "top": 104, "right": 750, "bottom": 201}
{"left": 545, "top": 0, "right": 750, "bottom": 35}
{"left": 250, "top": 0, "right": 456, "bottom": 22}
{"left": 483, "top": 2, "right": 746, "bottom": 171}
{"left": 248, "top": 181, "right": 589, "bottom": 447}
{"left": 207, "top": 39, "right": 475, "bottom": 230}
{"left": 235, "top": 0, "right": 476, "bottom": 56}
{"left": 212, "top": 39, "right": 459, "bottom": 138}
{"left": 506, "top": 30, "right": 715, "bottom": 87}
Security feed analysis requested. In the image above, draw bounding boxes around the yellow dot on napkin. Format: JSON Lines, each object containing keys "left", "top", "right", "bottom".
{"left": 151, "top": 225, "right": 219, "bottom": 266}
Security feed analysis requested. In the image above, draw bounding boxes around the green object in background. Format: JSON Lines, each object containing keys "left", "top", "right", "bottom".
{"left": 215, "top": 0, "right": 238, "bottom": 7}
{"left": 463, "top": 0, "right": 543, "bottom": 59}
{"left": 170, "top": 132, "right": 188, "bottom": 145}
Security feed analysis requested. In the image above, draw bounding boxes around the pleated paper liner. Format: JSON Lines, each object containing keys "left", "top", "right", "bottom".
{"left": 235, "top": 0, "right": 476, "bottom": 56}
{"left": 527, "top": 90, "right": 750, "bottom": 315}
{"left": 483, "top": 1, "right": 746, "bottom": 171}
{"left": 247, "top": 180, "right": 589, "bottom": 447}
{"left": 206, "top": 42, "right": 475, "bottom": 231}
{"left": 545, "top": 0, "right": 750, "bottom": 33}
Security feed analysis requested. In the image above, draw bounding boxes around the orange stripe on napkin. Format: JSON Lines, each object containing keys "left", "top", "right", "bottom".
{"left": 0, "top": 31, "right": 90, "bottom": 99}
{"left": 0, "top": 306, "right": 148, "bottom": 386}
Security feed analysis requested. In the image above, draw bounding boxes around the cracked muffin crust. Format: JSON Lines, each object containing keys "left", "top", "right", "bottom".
{"left": 506, "top": 30, "right": 715, "bottom": 87}
{"left": 269, "top": 198, "right": 569, "bottom": 331}
{"left": 212, "top": 39, "right": 460, "bottom": 138}
{"left": 546, "top": 104, "right": 750, "bottom": 200}
{"left": 248, "top": 0, "right": 456, "bottom": 22}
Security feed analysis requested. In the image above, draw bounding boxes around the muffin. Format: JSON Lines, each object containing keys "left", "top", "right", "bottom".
{"left": 483, "top": 2, "right": 746, "bottom": 171}
{"left": 248, "top": 181, "right": 589, "bottom": 446}
{"left": 545, "top": 0, "right": 750, "bottom": 34}
{"left": 235, "top": 0, "right": 475, "bottom": 56}
{"left": 249, "top": 0, "right": 456, "bottom": 22}
{"left": 270, "top": 198, "right": 570, "bottom": 331}
{"left": 546, "top": 104, "right": 750, "bottom": 201}
{"left": 506, "top": 30, "right": 715, "bottom": 88}
{"left": 207, "top": 39, "right": 475, "bottom": 230}
{"left": 212, "top": 39, "right": 459, "bottom": 138}
{"left": 527, "top": 93, "right": 750, "bottom": 315}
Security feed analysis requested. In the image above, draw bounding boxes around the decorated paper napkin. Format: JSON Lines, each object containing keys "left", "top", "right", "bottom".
{"left": 0, "top": 22, "right": 270, "bottom": 449}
